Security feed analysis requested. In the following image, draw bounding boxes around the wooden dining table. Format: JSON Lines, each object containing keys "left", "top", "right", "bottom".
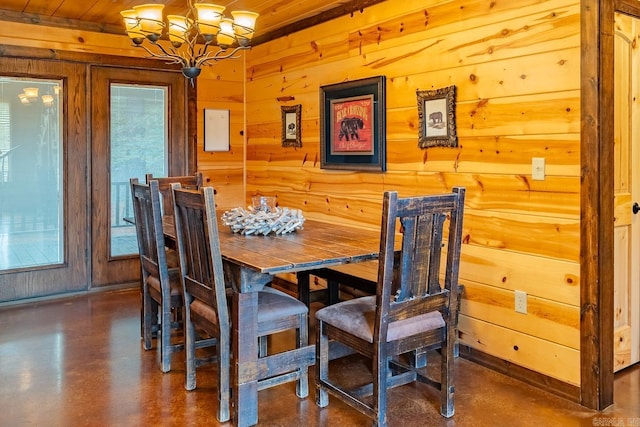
{"left": 163, "top": 215, "right": 382, "bottom": 426}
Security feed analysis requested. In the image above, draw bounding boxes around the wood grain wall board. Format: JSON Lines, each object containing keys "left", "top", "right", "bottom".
{"left": 246, "top": 132, "right": 580, "bottom": 177}
{"left": 458, "top": 315, "right": 580, "bottom": 385}
{"left": 246, "top": 168, "right": 579, "bottom": 218}
{"left": 458, "top": 244, "right": 580, "bottom": 304}
{"left": 197, "top": 86, "right": 245, "bottom": 104}
{"left": 0, "top": 21, "right": 144, "bottom": 57}
{"left": 463, "top": 209, "right": 579, "bottom": 261}
{"left": 461, "top": 281, "right": 580, "bottom": 349}
{"left": 347, "top": 0, "right": 579, "bottom": 53}
{"left": 247, "top": 1, "right": 579, "bottom": 80}
{"left": 246, "top": 45, "right": 581, "bottom": 112}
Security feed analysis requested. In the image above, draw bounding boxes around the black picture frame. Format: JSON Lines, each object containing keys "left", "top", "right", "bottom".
{"left": 416, "top": 85, "right": 458, "bottom": 148}
{"left": 320, "top": 76, "right": 386, "bottom": 171}
{"left": 281, "top": 104, "right": 302, "bottom": 147}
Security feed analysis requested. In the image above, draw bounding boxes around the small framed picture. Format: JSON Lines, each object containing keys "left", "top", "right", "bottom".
{"left": 320, "top": 76, "right": 386, "bottom": 171}
{"left": 281, "top": 104, "right": 302, "bottom": 147}
{"left": 416, "top": 85, "right": 457, "bottom": 148}
{"left": 204, "top": 108, "right": 230, "bottom": 152}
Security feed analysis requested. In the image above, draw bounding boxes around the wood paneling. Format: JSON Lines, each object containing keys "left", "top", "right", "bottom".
{"left": 245, "top": 0, "right": 583, "bottom": 387}
{"left": 196, "top": 63, "right": 246, "bottom": 209}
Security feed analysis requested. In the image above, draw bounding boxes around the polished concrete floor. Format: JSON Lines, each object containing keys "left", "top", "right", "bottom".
{"left": 0, "top": 287, "right": 639, "bottom": 427}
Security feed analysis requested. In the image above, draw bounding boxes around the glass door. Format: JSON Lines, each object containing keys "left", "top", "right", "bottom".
{"left": 0, "top": 59, "right": 88, "bottom": 302}
{"left": 91, "top": 66, "right": 189, "bottom": 287}
{"left": 0, "top": 78, "right": 63, "bottom": 270}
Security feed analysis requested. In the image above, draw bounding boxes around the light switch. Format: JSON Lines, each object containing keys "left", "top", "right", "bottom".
{"left": 532, "top": 157, "right": 545, "bottom": 180}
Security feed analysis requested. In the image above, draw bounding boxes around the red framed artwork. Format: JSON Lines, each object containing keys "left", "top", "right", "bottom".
{"left": 320, "top": 76, "right": 386, "bottom": 171}
{"left": 329, "top": 95, "right": 374, "bottom": 155}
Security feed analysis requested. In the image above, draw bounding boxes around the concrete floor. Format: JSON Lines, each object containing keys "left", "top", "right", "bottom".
{"left": 0, "top": 287, "right": 638, "bottom": 426}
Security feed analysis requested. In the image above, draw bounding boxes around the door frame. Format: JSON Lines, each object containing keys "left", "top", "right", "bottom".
{"left": 90, "top": 65, "right": 192, "bottom": 287}
{"left": 580, "top": 0, "right": 640, "bottom": 411}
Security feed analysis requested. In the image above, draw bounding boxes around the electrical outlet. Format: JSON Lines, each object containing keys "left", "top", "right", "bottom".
{"left": 532, "top": 157, "right": 545, "bottom": 180}
{"left": 515, "top": 290, "right": 527, "bottom": 314}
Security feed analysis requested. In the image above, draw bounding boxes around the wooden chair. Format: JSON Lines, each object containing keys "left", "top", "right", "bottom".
{"left": 129, "top": 178, "right": 184, "bottom": 373}
{"left": 171, "top": 184, "right": 310, "bottom": 422}
{"left": 315, "top": 188, "right": 465, "bottom": 426}
{"left": 145, "top": 172, "right": 203, "bottom": 218}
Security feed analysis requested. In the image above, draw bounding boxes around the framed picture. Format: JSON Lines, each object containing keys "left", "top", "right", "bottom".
{"left": 416, "top": 85, "right": 458, "bottom": 148}
{"left": 281, "top": 104, "right": 302, "bottom": 147}
{"left": 204, "top": 108, "right": 230, "bottom": 152}
{"left": 320, "top": 76, "right": 386, "bottom": 171}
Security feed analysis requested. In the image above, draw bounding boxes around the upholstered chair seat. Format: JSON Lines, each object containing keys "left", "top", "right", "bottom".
{"left": 315, "top": 295, "right": 445, "bottom": 343}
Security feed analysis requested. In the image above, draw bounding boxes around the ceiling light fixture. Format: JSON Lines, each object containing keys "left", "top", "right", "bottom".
{"left": 120, "top": 1, "right": 258, "bottom": 83}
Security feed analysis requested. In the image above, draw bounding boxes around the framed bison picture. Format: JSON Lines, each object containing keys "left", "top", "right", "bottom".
{"left": 281, "top": 104, "right": 302, "bottom": 147}
{"left": 417, "top": 85, "right": 457, "bottom": 148}
{"left": 320, "top": 76, "right": 386, "bottom": 171}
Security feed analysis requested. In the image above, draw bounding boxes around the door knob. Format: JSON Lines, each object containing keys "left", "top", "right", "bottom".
{"left": 634, "top": 202, "right": 640, "bottom": 215}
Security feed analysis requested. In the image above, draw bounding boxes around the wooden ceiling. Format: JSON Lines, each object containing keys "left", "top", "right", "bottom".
{"left": 0, "top": 0, "right": 387, "bottom": 45}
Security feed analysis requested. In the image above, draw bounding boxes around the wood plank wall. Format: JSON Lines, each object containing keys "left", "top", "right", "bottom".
{"left": 196, "top": 63, "right": 246, "bottom": 209}
{"left": 244, "top": 0, "right": 582, "bottom": 385}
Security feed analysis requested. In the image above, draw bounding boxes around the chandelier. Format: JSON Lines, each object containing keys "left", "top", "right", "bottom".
{"left": 120, "top": 1, "right": 258, "bottom": 81}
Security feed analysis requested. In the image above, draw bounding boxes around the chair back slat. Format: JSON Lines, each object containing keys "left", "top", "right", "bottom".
{"left": 146, "top": 172, "right": 203, "bottom": 218}
{"left": 130, "top": 178, "right": 169, "bottom": 287}
{"left": 172, "top": 184, "right": 228, "bottom": 329}
{"left": 375, "top": 187, "right": 465, "bottom": 342}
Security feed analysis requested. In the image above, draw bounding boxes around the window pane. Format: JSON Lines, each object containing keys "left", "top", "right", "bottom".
{"left": 110, "top": 84, "right": 167, "bottom": 257}
{"left": 0, "top": 78, "right": 63, "bottom": 270}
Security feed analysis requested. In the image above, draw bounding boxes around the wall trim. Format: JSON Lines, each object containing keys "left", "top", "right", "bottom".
{"left": 459, "top": 345, "right": 581, "bottom": 403}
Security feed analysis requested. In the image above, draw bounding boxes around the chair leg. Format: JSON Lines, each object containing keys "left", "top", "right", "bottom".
{"left": 315, "top": 320, "right": 329, "bottom": 407}
{"left": 142, "top": 285, "right": 155, "bottom": 351}
{"left": 373, "top": 355, "right": 389, "bottom": 427}
{"left": 160, "top": 298, "right": 172, "bottom": 373}
{"left": 296, "top": 313, "right": 309, "bottom": 398}
{"left": 440, "top": 334, "right": 455, "bottom": 417}
{"left": 184, "top": 303, "right": 197, "bottom": 391}
{"left": 217, "top": 333, "right": 230, "bottom": 422}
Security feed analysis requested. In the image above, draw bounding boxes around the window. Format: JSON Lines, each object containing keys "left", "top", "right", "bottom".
{"left": 109, "top": 84, "right": 168, "bottom": 256}
{"left": 0, "top": 78, "right": 63, "bottom": 270}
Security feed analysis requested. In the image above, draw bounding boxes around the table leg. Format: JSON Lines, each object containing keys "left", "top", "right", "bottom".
{"left": 232, "top": 290, "right": 259, "bottom": 427}
{"left": 297, "top": 272, "right": 310, "bottom": 307}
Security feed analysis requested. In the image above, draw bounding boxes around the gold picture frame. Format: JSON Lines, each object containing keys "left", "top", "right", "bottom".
{"left": 417, "top": 85, "right": 457, "bottom": 148}
{"left": 281, "top": 104, "right": 302, "bottom": 147}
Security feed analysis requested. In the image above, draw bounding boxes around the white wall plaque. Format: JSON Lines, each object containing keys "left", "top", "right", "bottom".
{"left": 204, "top": 108, "right": 230, "bottom": 152}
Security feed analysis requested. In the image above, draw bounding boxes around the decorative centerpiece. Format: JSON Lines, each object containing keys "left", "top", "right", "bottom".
{"left": 221, "top": 196, "right": 305, "bottom": 235}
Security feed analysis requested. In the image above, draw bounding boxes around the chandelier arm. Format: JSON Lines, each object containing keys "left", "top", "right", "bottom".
{"left": 195, "top": 46, "right": 249, "bottom": 68}
{"left": 194, "top": 48, "right": 240, "bottom": 68}
{"left": 137, "top": 44, "right": 187, "bottom": 66}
